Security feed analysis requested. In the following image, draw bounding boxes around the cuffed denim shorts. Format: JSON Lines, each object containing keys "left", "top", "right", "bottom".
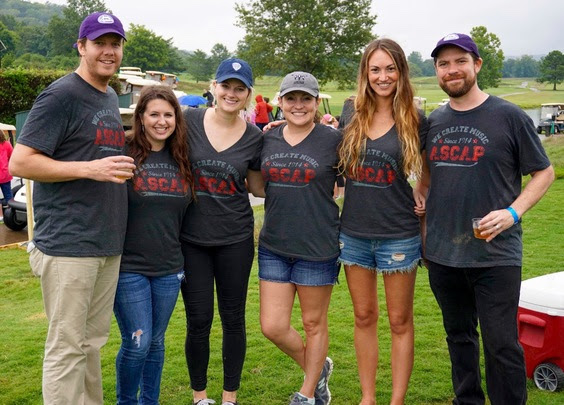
{"left": 258, "top": 245, "right": 340, "bottom": 286}
{"left": 338, "top": 232, "right": 421, "bottom": 274}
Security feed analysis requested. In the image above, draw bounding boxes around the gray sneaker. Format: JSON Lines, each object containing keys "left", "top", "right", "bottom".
{"left": 289, "top": 392, "right": 313, "bottom": 404}
{"left": 314, "top": 357, "right": 334, "bottom": 405}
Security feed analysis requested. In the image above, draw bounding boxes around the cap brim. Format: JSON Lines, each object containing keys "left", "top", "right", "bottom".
{"left": 279, "top": 87, "right": 319, "bottom": 98}
{"left": 85, "top": 28, "right": 126, "bottom": 41}
{"left": 215, "top": 74, "right": 252, "bottom": 88}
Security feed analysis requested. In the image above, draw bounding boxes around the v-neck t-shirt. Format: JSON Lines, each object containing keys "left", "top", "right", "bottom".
{"left": 259, "top": 124, "right": 341, "bottom": 261}
{"left": 180, "top": 108, "right": 263, "bottom": 245}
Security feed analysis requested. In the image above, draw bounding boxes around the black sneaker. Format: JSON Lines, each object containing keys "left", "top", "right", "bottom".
{"left": 314, "top": 357, "right": 334, "bottom": 404}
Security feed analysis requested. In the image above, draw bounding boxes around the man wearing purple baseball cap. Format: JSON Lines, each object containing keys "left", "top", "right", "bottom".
{"left": 10, "top": 11, "right": 133, "bottom": 405}
{"left": 416, "top": 33, "right": 555, "bottom": 404}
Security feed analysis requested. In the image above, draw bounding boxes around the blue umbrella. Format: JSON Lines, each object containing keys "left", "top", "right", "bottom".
{"left": 178, "top": 94, "right": 208, "bottom": 107}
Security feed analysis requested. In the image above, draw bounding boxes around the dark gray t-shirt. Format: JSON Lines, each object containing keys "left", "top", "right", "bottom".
{"left": 423, "top": 96, "right": 551, "bottom": 267}
{"left": 180, "top": 108, "right": 263, "bottom": 245}
{"left": 340, "top": 114, "right": 429, "bottom": 239}
{"left": 121, "top": 146, "right": 192, "bottom": 276}
{"left": 259, "top": 124, "right": 341, "bottom": 261}
{"left": 17, "top": 73, "right": 127, "bottom": 257}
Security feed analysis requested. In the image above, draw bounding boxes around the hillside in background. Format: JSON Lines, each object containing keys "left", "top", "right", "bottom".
{"left": 0, "top": 0, "right": 62, "bottom": 26}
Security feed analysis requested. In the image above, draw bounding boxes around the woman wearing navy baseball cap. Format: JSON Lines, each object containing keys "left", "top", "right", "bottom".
{"left": 180, "top": 58, "right": 264, "bottom": 405}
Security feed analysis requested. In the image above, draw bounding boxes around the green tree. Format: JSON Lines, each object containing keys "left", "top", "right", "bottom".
{"left": 470, "top": 26, "right": 503, "bottom": 89}
{"left": 408, "top": 51, "right": 423, "bottom": 67}
{"left": 503, "top": 58, "right": 517, "bottom": 78}
{"left": 122, "top": 24, "right": 170, "bottom": 72}
{"left": 186, "top": 49, "right": 212, "bottom": 83}
{"left": 538, "top": 50, "right": 564, "bottom": 90}
{"left": 209, "top": 43, "right": 231, "bottom": 72}
{"left": 516, "top": 55, "right": 539, "bottom": 77}
{"left": 0, "top": 21, "right": 17, "bottom": 68}
{"left": 421, "top": 59, "right": 435, "bottom": 77}
{"left": 47, "top": 0, "right": 110, "bottom": 56}
{"left": 235, "top": 0, "right": 375, "bottom": 86}
{"left": 408, "top": 62, "right": 422, "bottom": 78}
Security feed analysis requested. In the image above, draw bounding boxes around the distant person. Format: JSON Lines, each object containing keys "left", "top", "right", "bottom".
{"left": 338, "top": 96, "right": 355, "bottom": 130}
{"left": 180, "top": 58, "right": 264, "bottom": 405}
{"left": 114, "top": 86, "right": 193, "bottom": 404}
{"left": 321, "top": 113, "right": 335, "bottom": 126}
{"left": 337, "top": 38, "right": 428, "bottom": 405}
{"left": 264, "top": 96, "right": 275, "bottom": 122}
{"left": 417, "top": 33, "right": 555, "bottom": 405}
{"left": 254, "top": 94, "right": 273, "bottom": 131}
{"left": 0, "top": 129, "right": 13, "bottom": 220}
{"left": 9, "top": 12, "right": 133, "bottom": 404}
{"left": 259, "top": 71, "right": 341, "bottom": 405}
{"left": 332, "top": 115, "right": 340, "bottom": 129}
{"left": 203, "top": 89, "right": 214, "bottom": 107}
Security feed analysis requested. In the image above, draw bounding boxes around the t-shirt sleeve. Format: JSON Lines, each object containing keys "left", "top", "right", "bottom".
{"left": 17, "top": 90, "right": 69, "bottom": 157}
{"left": 514, "top": 114, "right": 551, "bottom": 175}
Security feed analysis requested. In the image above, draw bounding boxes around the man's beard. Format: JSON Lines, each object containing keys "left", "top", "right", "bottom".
{"left": 439, "top": 74, "right": 476, "bottom": 98}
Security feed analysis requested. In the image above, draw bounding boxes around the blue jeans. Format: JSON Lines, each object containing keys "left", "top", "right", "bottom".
{"left": 1, "top": 182, "right": 12, "bottom": 206}
{"left": 114, "top": 271, "right": 184, "bottom": 405}
{"left": 428, "top": 261, "right": 526, "bottom": 405}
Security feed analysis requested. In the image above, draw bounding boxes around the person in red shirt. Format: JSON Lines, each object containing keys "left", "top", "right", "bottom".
{"left": 255, "top": 94, "right": 273, "bottom": 131}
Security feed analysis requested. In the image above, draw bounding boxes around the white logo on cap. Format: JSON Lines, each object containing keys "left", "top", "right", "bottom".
{"left": 97, "top": 14, "right": 115, "bottom": 24}
{"left": 232, "top": 62, "right": 242, "bottom": 71}
{"left": 443, "top": 34, "right": 460, "bottom": 41}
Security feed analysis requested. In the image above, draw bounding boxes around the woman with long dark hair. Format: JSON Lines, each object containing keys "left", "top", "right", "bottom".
{"left": 114, "top": 86, "right": 193, "bottom": 404}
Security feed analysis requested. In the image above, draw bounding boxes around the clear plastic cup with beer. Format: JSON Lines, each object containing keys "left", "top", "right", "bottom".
{"left": 115, "top": 168, "right": 133, "bottom": 180}
{"left": 472, "top": 217, "right": 487, "bottom": 239}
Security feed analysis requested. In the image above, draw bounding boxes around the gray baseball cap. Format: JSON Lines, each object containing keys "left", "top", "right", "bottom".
{"left": 279, "top": 71, "right": 319, "bottom": 98}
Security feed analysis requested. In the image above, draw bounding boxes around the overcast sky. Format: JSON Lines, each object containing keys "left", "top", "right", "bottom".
{"left": 38, "top": 0, "right": 563, "bottom": 58}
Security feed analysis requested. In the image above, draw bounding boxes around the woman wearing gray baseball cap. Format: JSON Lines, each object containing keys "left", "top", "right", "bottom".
{"left": 179, "top": 58, "right": 264, "bottom": 405}
{"left": 258, "top": 71, "right": 341, "bottom": 405}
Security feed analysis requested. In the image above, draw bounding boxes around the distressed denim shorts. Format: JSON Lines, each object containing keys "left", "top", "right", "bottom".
{"left": 338, "top": 232, "right": 421, "bottom": 274}
{"left": 258, "top": 245, "right": 340, "bottom": 286}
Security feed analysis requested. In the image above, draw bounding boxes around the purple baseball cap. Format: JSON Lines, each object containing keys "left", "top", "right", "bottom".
{"left": 431, "top": 33, "right": 480, "bottom": 58}
{"left": 78, "top": 12, "right": 126, "bottom": 41}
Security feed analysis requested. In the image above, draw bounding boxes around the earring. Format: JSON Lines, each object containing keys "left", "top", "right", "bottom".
{"left": 141, "top": 124, "right": 145, "bottom": 133}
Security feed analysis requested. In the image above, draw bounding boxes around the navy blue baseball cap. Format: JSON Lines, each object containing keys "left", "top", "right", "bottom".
{"left": 215, "top": 58, "right": 253, "bottom": 88}
{"left": 431, "top": 33, "right": 480, "bottom": 58}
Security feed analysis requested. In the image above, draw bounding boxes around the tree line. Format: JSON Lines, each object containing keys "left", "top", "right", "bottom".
{"left": 0, "top": 0, "right": 562, "bottom": 90}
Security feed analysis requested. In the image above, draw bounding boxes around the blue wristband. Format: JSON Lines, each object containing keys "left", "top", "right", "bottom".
{"left": 506, "top": 207, "right": 519, "bottom": 225}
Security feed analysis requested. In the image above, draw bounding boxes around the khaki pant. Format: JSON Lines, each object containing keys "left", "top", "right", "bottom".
{"left": 30, "top": 247, "right": 120, "bottom": 405}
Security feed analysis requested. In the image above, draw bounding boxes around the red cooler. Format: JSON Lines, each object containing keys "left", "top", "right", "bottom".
{"left": 518, "top": 271, "right": 564, "bottom": 391}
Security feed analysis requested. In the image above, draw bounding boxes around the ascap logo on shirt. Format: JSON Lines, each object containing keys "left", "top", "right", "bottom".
{"left": 133, "top": 163, "right": 188, "bottom": 196}
{"left": 350, "top": 148, "right": 398, "bottom": 188}
{"left": 91, "top": 110, "right": 125, "bottom": 152}
{"left": 428, "top": 125, "right": 489, "bottom": 167}
{"left": 192, "top": 159, "right": 240, "bottom": 198}
{"left": 262, "top": 152, "right": 319, "bottom": 187}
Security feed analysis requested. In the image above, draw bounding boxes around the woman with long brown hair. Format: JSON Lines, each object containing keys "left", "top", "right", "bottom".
{"left": 337, "top": 38, "right": 428, "bottom": 405}
{"left": 113, "top": 85, "right": 193, "bottom": 404}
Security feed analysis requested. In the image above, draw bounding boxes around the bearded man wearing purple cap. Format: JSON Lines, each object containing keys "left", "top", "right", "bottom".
{"left": 416, "top": 33, "right": 554, "bottom": 404}
{"left": 9, "top": 12, "right": 134, "bottom": 405}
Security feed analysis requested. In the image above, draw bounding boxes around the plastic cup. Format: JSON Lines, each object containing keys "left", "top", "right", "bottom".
{"left": 115, "top": 168, "right": 133, "bottom": 180}
{"left": 472, "top": 217, "right": 487, "bottom": 239}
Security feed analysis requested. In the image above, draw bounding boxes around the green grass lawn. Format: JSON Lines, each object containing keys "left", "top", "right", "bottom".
{"left": 1, "top": 141, "right": 563, "bottom": 404}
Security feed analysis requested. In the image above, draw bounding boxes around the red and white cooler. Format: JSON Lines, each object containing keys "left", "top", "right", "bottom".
{"left": 518, "top": 271, "right": 564, "bottom": 391}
